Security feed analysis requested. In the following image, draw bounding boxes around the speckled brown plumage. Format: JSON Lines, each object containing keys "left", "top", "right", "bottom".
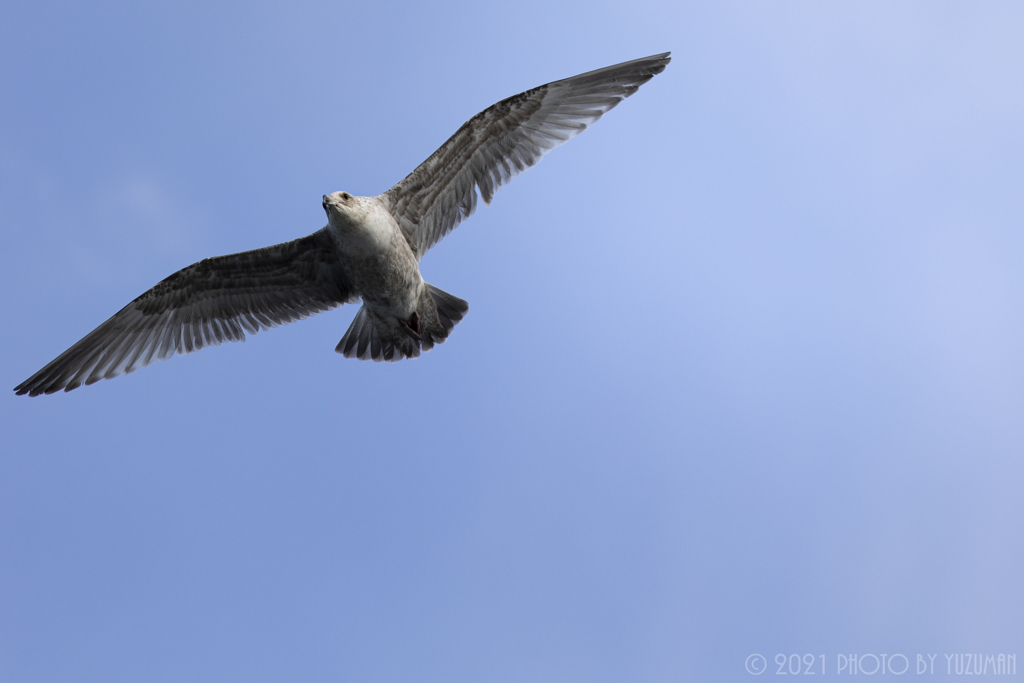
{"left": 15, "top": 52, "right": 669, "bottom": 396}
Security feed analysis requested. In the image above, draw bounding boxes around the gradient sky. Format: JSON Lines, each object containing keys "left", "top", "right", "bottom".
{"left": 3, "top": 2, "right": 1024, "bottom": 681}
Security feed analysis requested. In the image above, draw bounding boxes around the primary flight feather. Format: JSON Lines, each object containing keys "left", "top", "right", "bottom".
{"left": 15, "top": 52, "right": 670, "bottom": 396}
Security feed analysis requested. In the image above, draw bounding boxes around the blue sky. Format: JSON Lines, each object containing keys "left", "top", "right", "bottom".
{"left": 2, "top": 2, "right": 1023, "bottom": 681}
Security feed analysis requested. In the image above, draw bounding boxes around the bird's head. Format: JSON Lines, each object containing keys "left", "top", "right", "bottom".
{"left": 322, "top": 191, "right": 362, "bottom": 228}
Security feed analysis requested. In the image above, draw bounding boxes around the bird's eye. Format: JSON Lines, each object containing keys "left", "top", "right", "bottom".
{"left": 341, "top": 192, "right": 351, "bottom": 201}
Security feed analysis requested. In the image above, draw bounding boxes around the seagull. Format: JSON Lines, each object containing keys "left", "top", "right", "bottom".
{"left": 15, "top": 52, "right": 670, "bottom": 396}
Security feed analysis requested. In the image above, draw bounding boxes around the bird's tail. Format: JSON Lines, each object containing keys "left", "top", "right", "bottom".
{"left": 426, "top": 284, "right": 470, "bottom": 335}
{"left": 336, "top": 284, "right": 468, "bottom": 362}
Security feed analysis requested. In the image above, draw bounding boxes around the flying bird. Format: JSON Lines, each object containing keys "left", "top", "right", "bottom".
{"left": 15, "top": 52, "right": 670, "bottom": 396}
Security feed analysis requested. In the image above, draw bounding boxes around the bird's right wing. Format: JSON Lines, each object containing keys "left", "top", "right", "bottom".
{"left": 381, "top": 52, "right": 670, "bottom": 257}
{"left": 15, "top": 228, "right": 356, "bottom": 396}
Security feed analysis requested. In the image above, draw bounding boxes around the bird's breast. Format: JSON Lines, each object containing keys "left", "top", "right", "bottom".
{"left": 330, "top": 204, "right": 422, "bottom": 317}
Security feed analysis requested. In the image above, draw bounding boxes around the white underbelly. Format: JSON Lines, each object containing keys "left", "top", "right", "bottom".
{"left": 328, "top": 196, "right": 423, "bottom": 318}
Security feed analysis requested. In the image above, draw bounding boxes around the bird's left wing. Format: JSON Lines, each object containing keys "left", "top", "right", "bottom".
{"left": 381, "top": 52, "right": 670, "bottom": 257}
{"left": 15, "top": 228, "right": 355, "bottom": 396}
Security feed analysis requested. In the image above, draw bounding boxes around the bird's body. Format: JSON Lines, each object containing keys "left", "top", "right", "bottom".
{"left": 16, "top": 52, "right": 670, "bottom": 396}
{"left": 325, "top": 191, "right": 462, "bottom": 361}
{"left": 326, "top": 192, "right": 422, "bottom": 321}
